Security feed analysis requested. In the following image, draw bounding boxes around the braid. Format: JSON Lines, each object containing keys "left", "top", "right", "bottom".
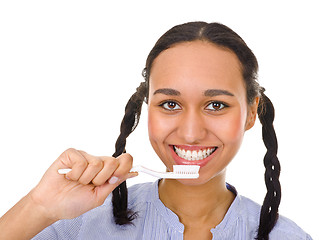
{"left": 111, "top": 81, "right": 147, "bottom": 225}
{"left": 256, "top": 92, "right": 281, "bottom": 239}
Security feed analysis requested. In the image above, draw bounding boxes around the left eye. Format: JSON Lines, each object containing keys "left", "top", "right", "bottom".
{"left": 206, "top": 102, "right": 227, "bottom": 111}
{"left": 161, "top": 101, "right": 181, "bottom": 111}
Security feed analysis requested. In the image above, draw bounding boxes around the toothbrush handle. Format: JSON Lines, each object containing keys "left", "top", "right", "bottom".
{"left": 58, "top": 168, "right": 72, "bottom": 174}
{"left": 57, "top": 167, "right": 153, "bottom": 175}
{"left": 130, "top": 165, "right": 163, "bottom": 178}
{"left": 57, "top": 167, "right": 146, "bottom": 176}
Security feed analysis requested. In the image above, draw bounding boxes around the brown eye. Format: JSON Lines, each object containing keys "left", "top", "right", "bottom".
{"left": 161, "top": 101, "right": 181, "bottom": 111}
{"left": 212, "top": 102, "right": 221, "bottom": 110}
{"left": 167, "top": 102, "right": 176, "bottom": 109}
{"left": 206, "top": 101, "right": 228, "bottom": 111}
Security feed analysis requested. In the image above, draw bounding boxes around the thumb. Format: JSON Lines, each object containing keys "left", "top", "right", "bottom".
{"left": 94, "top": 172, "right": 138, "bottom": 205}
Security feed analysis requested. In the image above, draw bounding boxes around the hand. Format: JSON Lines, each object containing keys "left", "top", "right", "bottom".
{"left": 29, "top": 148, "right": 137, "bottom": 222}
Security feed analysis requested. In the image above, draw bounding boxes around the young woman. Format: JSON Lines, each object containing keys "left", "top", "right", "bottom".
{"left": 0, "top": 22, "right": 312, "bottom": 240}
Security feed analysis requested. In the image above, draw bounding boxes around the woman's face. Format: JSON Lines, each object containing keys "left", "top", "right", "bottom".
{"left": 147, "top": 40, "right": 258, "bottom": 185}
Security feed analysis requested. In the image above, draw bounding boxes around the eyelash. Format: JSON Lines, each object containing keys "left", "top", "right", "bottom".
{"left": 159, "top": 100, "right": 181, "bottom": 111}
{"left": 206, "top": 101, "right": 229, "bottom": 111}
{"left": 159, "top": 100, "right": 229, "bottom": 112}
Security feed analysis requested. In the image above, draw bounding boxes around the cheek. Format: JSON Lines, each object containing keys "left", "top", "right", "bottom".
{"left": 147, "top": 112, "right": 159, "bottom": 143}
{"left": 210, "top": 111, "right": 247, "bottom": 144}
{"left": 147, "top": 110, "right": 173, "bottom": 145}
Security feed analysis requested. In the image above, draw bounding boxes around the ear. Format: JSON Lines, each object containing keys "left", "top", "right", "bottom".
{"left": 245, "top": 97, "right": 260, "bottom": 131}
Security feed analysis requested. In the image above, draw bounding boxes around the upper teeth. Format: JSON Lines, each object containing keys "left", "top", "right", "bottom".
{"left": 174, "top": 146, "right": 216, "bottom": 161}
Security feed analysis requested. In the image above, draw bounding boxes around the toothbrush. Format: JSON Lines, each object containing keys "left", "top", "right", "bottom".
{"left": 58, "top": 165, "right": 200, "bottom": 179}
{"left": 130, "top": 165, "right": 200, "bottom": 179}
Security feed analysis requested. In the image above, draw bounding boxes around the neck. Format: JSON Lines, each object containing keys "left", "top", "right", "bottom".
{"left": 158, "top": 171, "right": 235, "bottom": 228}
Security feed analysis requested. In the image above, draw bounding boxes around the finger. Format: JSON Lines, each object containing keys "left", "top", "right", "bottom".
{"left": 94, "top": 172, "right": 138, "bottom": 206}
{"left": 91, "top": 156, "right": 120, "bottom": 186}
{"left": 107, "top": 153, "right": 133, "bottom": 184}
{"left": 93, "top": 182, "right": 119, "bottom": 206}
{"left": 77, "top": 156, "right": 104, "bottom": 185}
{"left": 59, "top": 148, "right": 88, "bottom": 181}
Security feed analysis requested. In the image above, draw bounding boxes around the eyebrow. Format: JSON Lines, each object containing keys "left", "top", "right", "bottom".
{"left": 153, "top": 88, "right": 234, "bottom": 97}
{"left": 153, "top": 88, "right": 181, "bottom": 96}
{"left": 204, "top": 89, "right": 234, "bottom": 97}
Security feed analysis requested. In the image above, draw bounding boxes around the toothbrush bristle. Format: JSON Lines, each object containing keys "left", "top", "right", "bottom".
{"left": 173, "top": 165, "right": 200, "bottom": 174}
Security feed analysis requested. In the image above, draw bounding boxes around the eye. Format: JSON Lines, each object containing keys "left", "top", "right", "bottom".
{"left": 160, "top": 101, "right": 181, "bottom": 111}
{"left": 206, "top": 101, "right": 227, "bottom": 111}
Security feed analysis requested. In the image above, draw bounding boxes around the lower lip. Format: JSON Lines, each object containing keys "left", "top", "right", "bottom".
{"left": 169, "top": 145, "right": 218, "bottom": 168}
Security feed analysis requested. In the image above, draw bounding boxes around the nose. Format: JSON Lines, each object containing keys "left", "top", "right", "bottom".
{"left": 177, "top": 109, "right": 207, "bottom": 144}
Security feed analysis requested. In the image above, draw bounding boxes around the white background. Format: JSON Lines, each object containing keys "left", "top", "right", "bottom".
{"left": 0, "top": 0, "right": 318, "bottom": 238}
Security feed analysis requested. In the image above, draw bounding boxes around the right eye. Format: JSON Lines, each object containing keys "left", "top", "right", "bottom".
{"left": 160, "top": 101, "right": 182, "bottom": 111}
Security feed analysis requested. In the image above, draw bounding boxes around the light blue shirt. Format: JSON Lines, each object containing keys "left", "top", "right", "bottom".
{"left": 33, "top": 180, "right": 312, "bottom": 239}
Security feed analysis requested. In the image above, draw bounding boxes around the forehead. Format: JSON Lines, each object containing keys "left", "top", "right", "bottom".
{"left": 149, "top": 41, "right": 245, "bottom": 95}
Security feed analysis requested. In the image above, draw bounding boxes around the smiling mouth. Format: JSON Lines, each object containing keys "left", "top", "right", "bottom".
{"left": 173, "top": 145, "right": 218, "bottom": 161}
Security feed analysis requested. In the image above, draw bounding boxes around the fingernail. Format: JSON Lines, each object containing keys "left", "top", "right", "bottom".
{"left": 108, "top": 176, "right": 119, "bottom": 185}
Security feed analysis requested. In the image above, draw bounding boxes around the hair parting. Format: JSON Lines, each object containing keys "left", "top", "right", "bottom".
{"left": 112, "top": 21, "right": 282, "bottom": 239}
{"left": 111, "top": 81, "right": 147, "bottom": 225}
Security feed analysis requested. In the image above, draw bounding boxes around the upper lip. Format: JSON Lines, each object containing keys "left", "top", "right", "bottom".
{"left": 171, "top": 144, "right": 217, "bottom": 151}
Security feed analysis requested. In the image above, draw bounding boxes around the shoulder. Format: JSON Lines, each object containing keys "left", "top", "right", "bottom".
{"left": 97, "top": 181, "right": 155, "bottom": 220}
{"left": 238, "top": 195, "right": 312, "bottom": 239}
{"left": 271, "top": 215, "right": 312, "bottom": 239}
{"left": 101, "top": 181, "right": 155, "bottom": 207}
{"left": 127, "top": 181, "right": 155, "bottom": 205}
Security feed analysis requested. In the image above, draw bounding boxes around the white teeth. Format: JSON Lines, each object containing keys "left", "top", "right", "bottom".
{"left": 203, "top": 149, "right": 207, "bottom": 156}
{"left": 192, "top": 151, "right": 198, "bottom": 160}
{"left": 198, "top": 150, "right": 203, "bottom": 160}
{"left": 186, "top": 150, "right": 191, "bottom": 159}
{"left": 174, "top": 146, "right": 216, "bottom": 161}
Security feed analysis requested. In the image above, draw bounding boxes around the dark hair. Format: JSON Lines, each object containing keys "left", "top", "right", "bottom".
{"left": 112, "top": 21, "right": 281, "bottom": 239}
